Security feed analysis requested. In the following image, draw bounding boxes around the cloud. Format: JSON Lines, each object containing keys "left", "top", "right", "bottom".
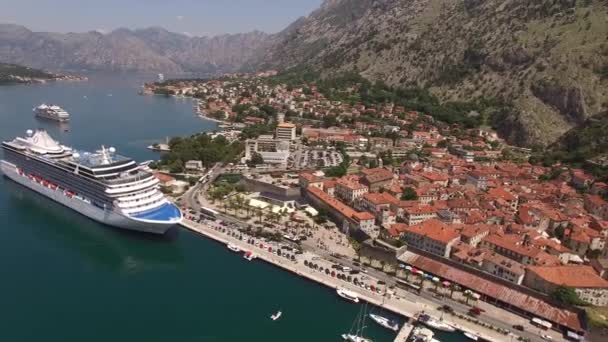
{"left": 176, "top": 15, "right": 185, "bottom": 21}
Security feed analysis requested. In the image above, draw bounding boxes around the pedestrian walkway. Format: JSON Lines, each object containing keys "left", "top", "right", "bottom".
{"left": 393, "top": 323, "right": 414, "bottom": 342}
{"left": 179, "top": 219, "right": 524, "bottom": 342}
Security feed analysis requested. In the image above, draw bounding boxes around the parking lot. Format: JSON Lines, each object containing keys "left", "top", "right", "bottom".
{"left": 290, "top": 149, "right": 343, "bottom": 169}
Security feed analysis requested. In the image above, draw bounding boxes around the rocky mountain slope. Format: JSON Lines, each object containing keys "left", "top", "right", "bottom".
{"left": 547, "top": 110, "right": 608, "bottom": 169}
{"left": 0, "top": 24, "right": 270, "bottom": 74}
{"left": 255, "top": 0, "right": 608, "bottom": 146}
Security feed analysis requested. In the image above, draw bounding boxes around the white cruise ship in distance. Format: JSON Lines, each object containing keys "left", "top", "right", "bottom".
{"left": 33, "top": 104, "right": 70, "bottom": 122}
{"left": 0, "top": 130, "right": 182, "bottom": 234}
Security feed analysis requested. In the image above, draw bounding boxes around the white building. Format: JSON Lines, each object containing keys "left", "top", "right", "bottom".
{"left": 275, "top": 123, "right": 297, "bottom": 140}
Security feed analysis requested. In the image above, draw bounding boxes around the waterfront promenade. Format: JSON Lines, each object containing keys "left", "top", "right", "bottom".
{"left": 180, "top": 219, "right": 527, "bottom": 342}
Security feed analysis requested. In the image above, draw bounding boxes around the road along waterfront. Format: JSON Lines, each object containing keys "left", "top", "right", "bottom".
{"left": 1, "top": 75, "right": 405, "bottom": 342}
{"left": 180, "top": 218, "right": 515, "bottom": 342}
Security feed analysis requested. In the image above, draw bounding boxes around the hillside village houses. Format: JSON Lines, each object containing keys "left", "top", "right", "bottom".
{"left": 145, "top": 74, "right": 608, "bottom": 311}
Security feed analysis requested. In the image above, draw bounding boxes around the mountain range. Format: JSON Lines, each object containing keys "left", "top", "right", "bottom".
{"left": 1, "top": 0, "right": 607, "bottom": 147}
{"left": 0, "top": 24, "right": 270, "bottom": 74}
{"left": 254, "top": 0, "right": 608, "bottom": 147}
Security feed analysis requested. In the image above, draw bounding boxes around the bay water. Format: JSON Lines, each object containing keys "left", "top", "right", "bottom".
{"left": 0, "top": 75, "right": 465, "bottom": 342}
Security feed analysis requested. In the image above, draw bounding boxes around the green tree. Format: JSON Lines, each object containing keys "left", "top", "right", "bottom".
{"left": 247, "top": 152, "right": 264, "bottom": 167}
{"left": 401, "top": 187, "right": 418, "bottom": 201}
{"left": 551, "top": 286, "right": 585, "bottom": 306}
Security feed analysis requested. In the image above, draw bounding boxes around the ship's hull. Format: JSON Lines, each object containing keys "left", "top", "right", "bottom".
{"left": 1, "top": 161, "right": 174, "bottom": 234}
{"left": 35, "top": 112, "right": 70, "bottom": 122}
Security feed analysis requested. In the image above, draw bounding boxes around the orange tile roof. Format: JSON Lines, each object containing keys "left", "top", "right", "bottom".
{"left": 404, "top": 204, "right": 436, "bottom": 215}
{"left": 586, "top": 194, "right": 607, "bottom": 207}
{"left": 401, "top": 254, "right": 583, "bottom": 332}
{"left": 336, "top": 178, "right": 367, "bottom": 191}
{"left": 361, "top": 168, "right": 393, "bottom": 183}
{"left": 307, "top": 186, "right": 373, "bottom": 223}
{"left": 403, "top": 219, "right": 460, "bottom": 244}
{"left": 154, "top": 172, "right": 175, "bottom": 184}
{"left": 487, "top": 187, "right": 517, "bottom": 202}
{"left": 362, "top": 192, "right": 399, "bottom": 205}
{"left": 527, "top": 265, "right": 608, "bottom": 288}
{"left": 421, "top": 172, "right": 449, "bottom": 182}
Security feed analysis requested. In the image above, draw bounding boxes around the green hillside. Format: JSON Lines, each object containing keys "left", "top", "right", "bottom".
{"left": 0, "top": 63, "right": 55, "bottom": 84}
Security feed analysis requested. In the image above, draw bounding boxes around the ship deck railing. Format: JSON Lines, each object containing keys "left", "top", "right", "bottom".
{"left": 103, "top": 171, "right": 153, "bottom": 185}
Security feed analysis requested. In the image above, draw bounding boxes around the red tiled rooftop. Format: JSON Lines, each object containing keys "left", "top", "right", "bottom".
{"left": 527, "top": 265, "right": 608, "bottom": 288}
{"left": 362, "top": 192, "right": 399, "bottom": 205}
{"left": 307, "top": 186, "right": 373, "bottom": 223}
{"left": 403, "top": 219, "right": 460, "bottom": 244}
{"left": 401, "top": 253, "right": 583, "bottom": 332}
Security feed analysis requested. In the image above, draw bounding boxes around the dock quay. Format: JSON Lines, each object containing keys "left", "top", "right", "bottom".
{"left": 393, "top": 323, "right": 414, "bottom": 342}
{"left": 147, "top": 143, "right": 170, "bottom": 152}
{"left": 180, "top": 219, "right": 514, "bottom": 342}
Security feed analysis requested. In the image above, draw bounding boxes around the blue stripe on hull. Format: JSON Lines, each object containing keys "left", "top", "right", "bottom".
{"left": 1, "top": 161, "right": 176, "bottom": 234}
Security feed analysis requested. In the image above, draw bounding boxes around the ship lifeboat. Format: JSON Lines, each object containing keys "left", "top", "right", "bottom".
{"left": 65, "top": 191, "right": 75, "bottom": 198}
{"left": 49, "top": 183, "right": 58, "bottom": 190}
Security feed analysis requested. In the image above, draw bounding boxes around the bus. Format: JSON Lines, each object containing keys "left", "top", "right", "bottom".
{"left": 200, "top": 206, "right": 219, "bottom": 220}
{"left": 395, "top": 279, "right": 421, "bottom": 293}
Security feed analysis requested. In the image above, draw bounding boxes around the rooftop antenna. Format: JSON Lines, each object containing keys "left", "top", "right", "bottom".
{"left": 100, "top": 145, "right": 111, "bottom": 165}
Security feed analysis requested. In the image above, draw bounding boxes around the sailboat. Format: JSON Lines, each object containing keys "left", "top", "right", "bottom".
{"left": 341, "top": 304, "right": 373, "bottom": 342}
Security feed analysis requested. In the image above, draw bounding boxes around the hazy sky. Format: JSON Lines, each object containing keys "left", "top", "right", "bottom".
{"left": 0, "top": 0, "right": 322, "bottom": 36}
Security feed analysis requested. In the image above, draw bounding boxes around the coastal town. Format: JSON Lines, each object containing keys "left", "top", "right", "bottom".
{"left": 142, "top": 72, "right": 608, "bottom": 342}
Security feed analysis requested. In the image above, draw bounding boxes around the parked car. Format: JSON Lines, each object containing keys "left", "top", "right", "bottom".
{"left": 512, "top": 324, "right": 524, "bottom": 331}
{"left": 468, "top": 307, "right": 482, "bottom": 316}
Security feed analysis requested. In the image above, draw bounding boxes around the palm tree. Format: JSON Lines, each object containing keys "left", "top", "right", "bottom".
{"left": 243, "top": 198, "right": 251, "bottom": 218}
{"left": 449, "top": 284, "right": 460, "bottom": 299}
{"left": 256, "top": 207, "right": 264, "bottom": 223}
{"left": 419, "top": 276, "right": 426, "bottom": 289}
{"left": 233, "top": 195, "right": 245, "bottom": 218}
{"left": 230, "top": 198, "right": 239, "bottom": 218}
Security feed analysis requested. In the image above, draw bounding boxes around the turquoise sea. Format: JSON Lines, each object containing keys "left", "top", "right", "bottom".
{"left": 0, "top": 75, "right": 466, "bottom": 341}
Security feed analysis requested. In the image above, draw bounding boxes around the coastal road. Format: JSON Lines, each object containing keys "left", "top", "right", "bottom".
{"left": 304, "top": 245, "right": 553, "bottom": 342}
{"left": 179, "top": 177, "right": 558, "bottom": 342}
{"left": 182, "top": 218, "right": 548, "bottom": 342}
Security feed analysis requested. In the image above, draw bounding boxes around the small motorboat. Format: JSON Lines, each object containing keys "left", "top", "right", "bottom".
{"left": 409, "top": 327, "right": 440, "bottom": 342}
{"left": 418, "top": 313, "right": 456, "bottom": 332}
{"left": 227, "top": 243, "right": 241, "bottom": 253}
{"left": 244, "top": 251, "right": 256, "bottom": 261}
{"left": 342, "top": 334, "right": 372, "bottom": 342}
{"left": 463, "top": 331, "right": 479, "bottom": 340}
{"left": 369, "top": 313, "right": 399, "bottom": 332}
{"left": 270, "top": 311, "right": 282, "bottom": 321}
{"left": 336, "top": 287, "right": 360, "bottom": 303}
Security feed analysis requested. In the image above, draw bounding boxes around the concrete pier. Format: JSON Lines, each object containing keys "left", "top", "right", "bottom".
{"left": 393, "top": 323, "right": 414, "bottom": 342}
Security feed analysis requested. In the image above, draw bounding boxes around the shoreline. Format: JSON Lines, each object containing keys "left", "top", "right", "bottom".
{"left": 179, "top": 219, "right": 508, "bottom": 342}
{"left": 140, "top": 90, "right": 233, "bottom": 126}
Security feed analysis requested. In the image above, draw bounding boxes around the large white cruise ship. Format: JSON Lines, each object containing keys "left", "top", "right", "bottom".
{"left": 33, "top": 104, "right": 70, "bottom": 122}
{"left": 0, "top": 130, "right": 182, "bottom": 234}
